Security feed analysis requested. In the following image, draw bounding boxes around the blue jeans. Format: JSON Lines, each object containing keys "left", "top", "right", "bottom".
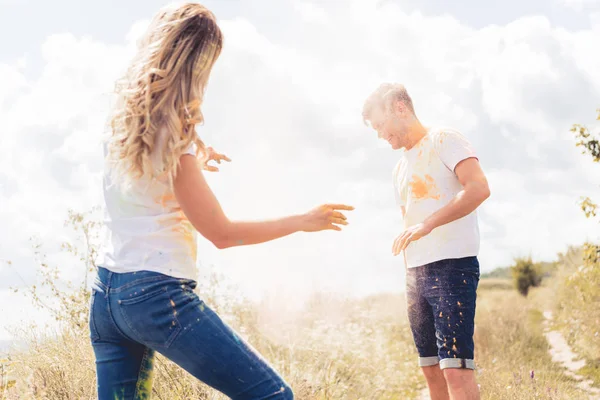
{"left": 405, "top": 256, "right": 480, "bottom": 370}
{"left": 89, "top": 267, "right": 293, "bottom": 400}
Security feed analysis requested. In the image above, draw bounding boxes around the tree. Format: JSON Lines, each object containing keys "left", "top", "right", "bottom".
{"left": 572, "top": 108, "right": 600, "bottom": 265}
{"left": 571, "top": 108, "right": 600, "bottom": 220}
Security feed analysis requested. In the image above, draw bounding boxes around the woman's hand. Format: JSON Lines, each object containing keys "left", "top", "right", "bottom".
{"left": 300, "top": 204, "right": 354, "bottom": 232}
{"left": 201, "top": 147, "right": 231, "bottom": 172}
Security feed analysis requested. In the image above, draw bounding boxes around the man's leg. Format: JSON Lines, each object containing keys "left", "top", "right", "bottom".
{"left": 443, "top": 369, "right": 479, "bottom": 400}
{"left": 425, "top": 257, "right": 481, "bottom": 400}
{"left": 406, "top": 266, "right": 449, "bottom": 400}
{"left": 422, "top": 364, "right": 449, "bottom": 400}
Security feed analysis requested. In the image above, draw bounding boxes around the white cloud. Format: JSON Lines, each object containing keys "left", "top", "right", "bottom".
{"left": 293, "top": 1, "right": 328, "bottom": 24}
{"left": 559, "top": 0, "right": 600, "bottom": 11}
{"left": 1, "top": 0, "right": 600, "bottom": 338}
{"left": 0, "top": 289, "right": 56, "bottom": 341}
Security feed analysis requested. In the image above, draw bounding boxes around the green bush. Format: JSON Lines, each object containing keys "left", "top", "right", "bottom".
{"left": 510, "top": 257, "right": 542, "bottom": 297}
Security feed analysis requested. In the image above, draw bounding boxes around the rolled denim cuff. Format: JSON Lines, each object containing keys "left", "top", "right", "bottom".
{"left": 419, "top": 356, "right": 440, "bottom": 367}
{"left": 439, "top": 358, "right": 476, "bottom": 370}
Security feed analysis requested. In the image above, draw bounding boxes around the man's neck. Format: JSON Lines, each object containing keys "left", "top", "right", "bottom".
{"left": 403, "top": 121, "right": 428, "bottom": 151}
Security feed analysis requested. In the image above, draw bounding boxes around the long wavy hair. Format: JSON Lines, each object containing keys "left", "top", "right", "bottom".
{"left": 106, "top": 2, "right": 223, "bottom": 189}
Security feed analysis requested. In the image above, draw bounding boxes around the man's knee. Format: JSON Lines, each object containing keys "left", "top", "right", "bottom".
{"left": 421, "top": 364, "right": 442, "bottom": 380}
{"left": 443, "top": 368, "right": 474, "bottom": 388}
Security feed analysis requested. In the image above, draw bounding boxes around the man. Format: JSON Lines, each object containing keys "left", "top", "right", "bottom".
{"left": 362, "top": 83, "right": 490, "bottom": 400}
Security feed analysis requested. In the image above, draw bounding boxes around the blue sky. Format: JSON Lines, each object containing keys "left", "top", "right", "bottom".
{"left": 0, "top": 0, "right": 599, "bottom": 340}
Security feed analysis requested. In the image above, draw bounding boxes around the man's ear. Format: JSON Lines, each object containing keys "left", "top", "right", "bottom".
{"left": 392, "top": 99, "right": 406, "bottom": 116}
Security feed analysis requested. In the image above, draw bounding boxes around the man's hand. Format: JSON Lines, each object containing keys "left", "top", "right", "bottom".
{"left": 201, "top": 147, "right": 231, "bottom": 172}
{"left": 392, "top": 222, "right": 433, "bottom": 256}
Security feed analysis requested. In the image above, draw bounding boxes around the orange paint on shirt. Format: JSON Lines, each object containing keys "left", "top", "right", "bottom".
{"left": 159, "top": 193, "right": 176, "bottom": 207}
{"left": 182, "top": 222, "right": 197, "bottom": 261}
{"left": 410, "top": 174, "right": 441, "bottom": 200}
{"left": 168, "top": 212, "right": 197, "bottom": 261}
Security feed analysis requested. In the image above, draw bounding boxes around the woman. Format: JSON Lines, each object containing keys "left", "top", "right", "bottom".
{"left": 90, "top": 2, "right": 353, "bottom": 399}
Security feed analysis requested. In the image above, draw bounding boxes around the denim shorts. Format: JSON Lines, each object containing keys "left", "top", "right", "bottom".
{"left": 405, "top": 256, "right": 480, "bottom": 370}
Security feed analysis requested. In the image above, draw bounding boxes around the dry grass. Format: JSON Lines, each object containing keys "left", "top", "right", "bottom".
{"left": 0, "top": 291, "right": 422, "bottom": 400}
{"left": 475, "top": 284, "right": 591, "bottom": 399}
{"left": 541, "top": 247, "right": 600, "bottom": 389}
{"left": 476, "top": 278, "right": 513, "bottom": 292}
{"left": 0, "top": 276, "right": 596, "bottom": 399}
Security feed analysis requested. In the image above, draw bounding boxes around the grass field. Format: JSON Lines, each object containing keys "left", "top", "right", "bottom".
{"left": 1, "top": 269, "right": 598, "bottom": 399}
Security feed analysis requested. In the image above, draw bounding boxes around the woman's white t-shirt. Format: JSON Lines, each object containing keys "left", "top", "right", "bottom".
{"left": 393, "top": 126, "right": 480, "bottom": 269}
{"left": 100, "top": 133, "right": 199, "bottom": 281}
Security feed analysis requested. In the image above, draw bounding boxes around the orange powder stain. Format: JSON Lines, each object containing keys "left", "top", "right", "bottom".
{"left": 182, "top": 223, "right": 197, "bottom": 261}
{"left": 159, "top": 193, "right": 176, "bottom": 207}
{"left": 169, "top": 212, "right": 197, "bottom": 261}
{"left": 439, "top": 132, "right": 446, "bottom": 144}
{"left": 409, "top": 174, "right": 441, "bottom": 200}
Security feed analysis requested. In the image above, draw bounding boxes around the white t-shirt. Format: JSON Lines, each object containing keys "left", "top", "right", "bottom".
{"left": 393, "top": 126, "right": 480, "bottom": 268}
{"left": 100, "top": 130, "right": 199, "bottom": 281}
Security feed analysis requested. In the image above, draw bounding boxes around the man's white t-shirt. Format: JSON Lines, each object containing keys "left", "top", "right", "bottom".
{"left": 393, "top": 126, "right": 480, "bottom": 269}
{"left": 100, "top": 130, "right": 199, "bottom": 281}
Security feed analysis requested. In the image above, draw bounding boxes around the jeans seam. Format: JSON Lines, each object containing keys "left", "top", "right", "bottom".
{"left": 134, "top": 347, "right": 151, "bottom": 399}
{"left": 89, "top": 291, "right": 100, "bottom": 342}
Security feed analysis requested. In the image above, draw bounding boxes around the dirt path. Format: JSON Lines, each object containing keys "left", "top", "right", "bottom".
{"left": 543, "top": 311, "right": 600, "bottom": 399}
{"left": 414, "top": 310, "right": 600, "bottom": 400}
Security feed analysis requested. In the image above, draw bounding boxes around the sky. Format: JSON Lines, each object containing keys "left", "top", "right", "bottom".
{"left": 0, "top": 0, "right": 599, "bottom": 341}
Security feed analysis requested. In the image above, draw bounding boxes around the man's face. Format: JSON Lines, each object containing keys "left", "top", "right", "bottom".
{"left": 369, "top": 103, "right": 411, "bottom": 150}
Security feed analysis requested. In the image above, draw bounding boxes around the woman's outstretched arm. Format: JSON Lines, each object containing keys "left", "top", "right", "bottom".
{"left": 174, "top": 154, "right": 353, "bottom": 249}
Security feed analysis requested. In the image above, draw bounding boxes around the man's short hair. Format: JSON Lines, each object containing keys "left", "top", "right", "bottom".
{"left": 362, "top": 83, "right": 415, "bottom": 126}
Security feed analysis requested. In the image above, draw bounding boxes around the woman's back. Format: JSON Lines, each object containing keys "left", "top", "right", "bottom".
{"left": 101, "top": 134, "right": 199, "bottom": 280}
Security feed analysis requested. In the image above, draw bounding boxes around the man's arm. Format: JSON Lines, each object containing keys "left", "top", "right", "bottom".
{"left": 423, "top": 157, "right": 490, "bottom": 231}
{"left": 392, "top": 158, "right": 490, "bottom": 255}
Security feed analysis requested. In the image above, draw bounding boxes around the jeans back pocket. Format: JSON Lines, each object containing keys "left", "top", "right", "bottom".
{"left": 117, "top": 281, "right": 182, "bottom": 348}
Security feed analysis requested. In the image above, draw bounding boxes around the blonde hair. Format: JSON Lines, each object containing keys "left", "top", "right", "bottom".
{"left": 362, "top": 83, "right": 415, "bottom": 126}
{"left": 106, "top": 2, "right": 223, "bottom": 188}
